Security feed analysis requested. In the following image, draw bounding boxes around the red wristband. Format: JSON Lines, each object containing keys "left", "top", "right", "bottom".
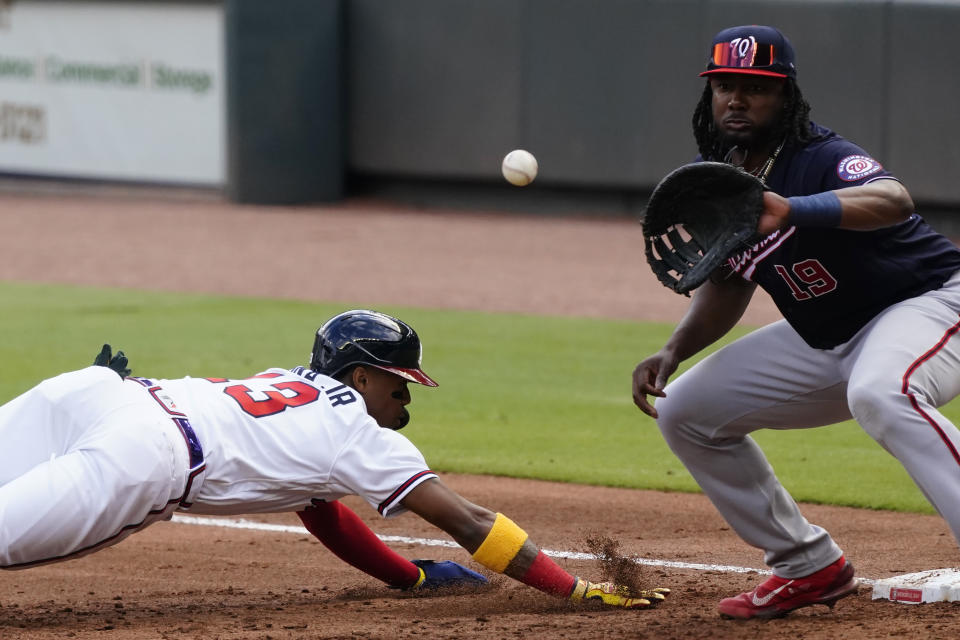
{"left": 518, "top": 550, "right": 577, "bottom": 597}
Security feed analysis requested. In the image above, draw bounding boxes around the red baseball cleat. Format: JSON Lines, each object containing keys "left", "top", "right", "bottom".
{"left": 718, "top": 556, "right": 859, "bottom": 619}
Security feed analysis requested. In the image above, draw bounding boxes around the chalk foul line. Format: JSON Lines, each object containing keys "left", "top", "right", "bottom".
{"left": 172, "top": 514, "right": 835, "bottom": 580}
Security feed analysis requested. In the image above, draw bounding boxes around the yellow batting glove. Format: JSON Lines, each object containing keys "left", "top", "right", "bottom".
{"left": 570, "top": 579, "right": 668, "bottom": 609}
{"left": 639, "top": 587, "right": 671, "bottom": 601}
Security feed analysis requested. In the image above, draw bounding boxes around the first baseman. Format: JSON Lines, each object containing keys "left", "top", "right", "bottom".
{"left": 1, "top": 310, "right": 665, "bottom": 608}
{"left": 633, "top": 25, "right": 960, "bottom": 619}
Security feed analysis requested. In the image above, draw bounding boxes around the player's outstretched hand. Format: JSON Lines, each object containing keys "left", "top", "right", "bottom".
{"left": 409, "top": 560, "right": 488, "bottom": 590}
{"left": 93, "top": 343, "right": 131, "bottom": 378}
{"left": 570, "top": 579, "right": 670, "bottom": 609}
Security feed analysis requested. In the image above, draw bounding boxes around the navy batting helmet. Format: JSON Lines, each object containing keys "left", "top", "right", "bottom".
{"left": 309, "top": 310, "right": 438, "bottom": 387}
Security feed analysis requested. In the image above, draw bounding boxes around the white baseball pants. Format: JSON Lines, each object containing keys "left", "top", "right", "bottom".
{"left": 0, "top": 367, "right": 191, "bottom": 568}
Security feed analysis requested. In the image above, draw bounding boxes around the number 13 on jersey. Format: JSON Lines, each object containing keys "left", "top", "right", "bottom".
{"left": 206, "top": 373, "right": 318, "bottom": 417}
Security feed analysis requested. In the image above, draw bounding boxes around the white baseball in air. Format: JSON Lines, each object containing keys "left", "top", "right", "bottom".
{"left": 501, "top": 149, "right": 538, "bottom": 186}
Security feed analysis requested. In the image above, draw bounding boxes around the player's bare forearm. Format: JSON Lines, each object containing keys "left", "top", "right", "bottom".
{"left": 633, "top": 277, "right": 754, "bottom": 417}
{"left": 666, "top": 277, "right": 756, "bottom": 362}
{"left": 402, "top": 480, "right": 547, "bottom": 582}
{"left": 761, "top": 179, "right": 913, "bottom": 234}
{"left": 401, "top": 478, "right": 495, "bottom": 552}
{"left": 834, "top": 179, "right": 913, "bottom": 229}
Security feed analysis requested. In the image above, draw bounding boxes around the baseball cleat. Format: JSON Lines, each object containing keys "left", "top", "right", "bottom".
{"left": 718, "top": 556, "right": 859, "bottom": 619}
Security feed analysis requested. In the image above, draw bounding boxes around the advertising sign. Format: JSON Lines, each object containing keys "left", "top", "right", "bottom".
{"left": 0, "top": 1, "right": 224, "bottom": 185}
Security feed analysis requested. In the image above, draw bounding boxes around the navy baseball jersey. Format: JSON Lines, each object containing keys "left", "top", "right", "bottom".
{"left": 726, "top": 122, "right": 960, "bottom": 349}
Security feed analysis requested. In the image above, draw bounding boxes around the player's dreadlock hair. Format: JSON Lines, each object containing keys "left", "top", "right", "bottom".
{"left": 692, "top": 77, "right": 813, "bottom": 161}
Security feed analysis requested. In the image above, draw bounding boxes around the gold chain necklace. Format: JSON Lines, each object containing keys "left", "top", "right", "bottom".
{"left": 724, "top": 138, "right": 785, "bottom": 184}
{"left": 754, "top": 138, "right": 785, "bottom": 184}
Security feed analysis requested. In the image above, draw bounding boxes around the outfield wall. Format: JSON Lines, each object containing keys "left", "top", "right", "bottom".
{"left": 0, "top": 0, "right": 957, "bottom": 210}
{"left": 348, "top": 0, "right": 960, "bottom": 211}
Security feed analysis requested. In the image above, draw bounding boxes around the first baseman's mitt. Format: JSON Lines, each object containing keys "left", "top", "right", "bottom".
{"left": 642, "top": 161, "right": 766, "bottom": 295}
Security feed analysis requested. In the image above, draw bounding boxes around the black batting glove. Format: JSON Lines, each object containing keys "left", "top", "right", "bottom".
{"left": 93, "top": 343, "right": 131, "bottom": 378}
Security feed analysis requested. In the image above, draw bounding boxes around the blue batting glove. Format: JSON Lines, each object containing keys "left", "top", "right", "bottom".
{"left": 410, "top": 560, "right": 488, "bottom": 590}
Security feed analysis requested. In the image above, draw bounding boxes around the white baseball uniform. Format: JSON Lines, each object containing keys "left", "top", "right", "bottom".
{"left": 0, "top": 365, "right": 436, "bottom": 569}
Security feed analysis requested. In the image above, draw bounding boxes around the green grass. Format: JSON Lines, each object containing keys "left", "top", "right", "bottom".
{"left": 0, "top": 280, "right": 948, "bottom": 515}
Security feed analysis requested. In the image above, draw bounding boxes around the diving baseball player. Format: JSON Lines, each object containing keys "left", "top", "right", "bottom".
{"left": 1, "top": 310, "right": 665, "bottom": 608}
{"left": 632, "top": 25, "right": 960, "bottom": 619}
